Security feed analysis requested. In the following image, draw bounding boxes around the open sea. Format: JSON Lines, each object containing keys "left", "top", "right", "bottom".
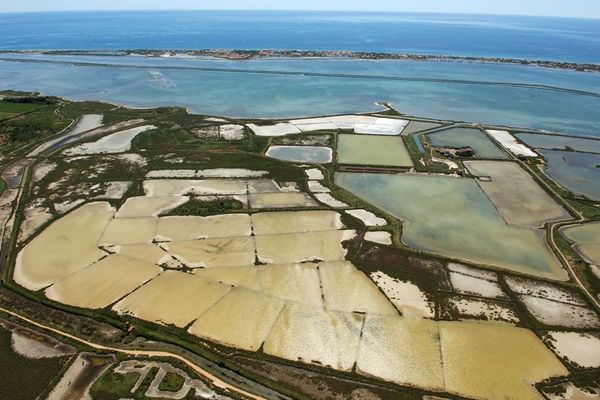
{"left": 0, "top": 11, "right": 599, "bottom": 135}
{"left": 1, "top": 11, "right": 600, "bottom": 63}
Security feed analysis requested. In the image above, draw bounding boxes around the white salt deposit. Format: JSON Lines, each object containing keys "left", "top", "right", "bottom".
{"left": 370, "top": 271, "right": 434, "bottom": 318}
{"left": 518, "top": 295, "right": 600, "bottom": 328}
{"left": 354, "top": 118, "right": 409, "bottom": 135}
{"left": 71, "top": 114, "right": 104, "bottom": 134}
{"left": 19, "top": 205, "right": 53, "bottom": 241}
{"left": 32, "top": 161, "right": 57, "bottom": 182}
{"left": 448, "top": 263, "right": 498, "bottom": 281}
{"left": 115, "top": 153, "right": 148, "bottom": 167}
{"left": 54, "top": 199, "right": 85, "bottom": 215}
{"left": 198, "top": 169, "right": 267, "bottom": 178}
{"left": 146, "top": 169, "right": 268, "bottom": 178}
{"left": 305, "top": 168, "right": 325, "bottom": 180}
{"left": 345, "top": 209, "right": 387, "bottom": 227}
{"left": 249, "top": 116, "right": 409, "bottom": 136}
{"left": 294, "top": 122, "right": 339, "bottom": 132}
{"left": 247, "top": 123, "right": 301, "bottom": 136}
{"left": 545, "top": 383, "right": 600, "bottom": 400}
{"left": 315, "top": 193, "right": 349, "bottom": 208}
{"left": 11, "top": 331, "right": 72, "bottom": 359}
{"left": 505, "top": 276, "right": 585, "bottom": 306}
{"left": 92, "top": 181, "right": 132, "bottom": 200}
{"left": 449, "top": 272, "right": 505, "bottom": 298}
{"left": 364, "top": 231, "right": 393, "bottom": 245}
{"left": 447, "top": 297, "right": 520, "bottom": 323}
{"left": 146, "top": 170, "right": 198, "bottom": 178}
{"left": 545, "top": 331, "right": 600, "bottom": 368}
{"left": 143, "top": 179, "right": 249, "bottom": 197}
{"left": 486, "top": 130, "right": 537, "bottom": 158}
{"left": 219, "top": 124, "right": 246, "bottom": 140}
{"left": 431, "top": 157, "right": 459, "bottom": 170}
{"left": 63, "top": 125, "right": 156, "bottom": 155}
{"left": 28, "top": 114, "right": 104, "bottom": 156}
{"left": 308, "top": 181, "right": 330, "bottom": 193}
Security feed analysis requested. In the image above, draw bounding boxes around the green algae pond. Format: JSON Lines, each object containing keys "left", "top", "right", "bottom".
{"left": 336, "top": 134, "right": 413, "bottom": 167}
{"left": 427, "top": 128, "right": 508, "bottom": 159}
{"left": 335, "top": 172, "right": 566, "bottom": 280}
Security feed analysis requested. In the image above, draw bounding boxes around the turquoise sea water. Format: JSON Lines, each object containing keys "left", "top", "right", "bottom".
{"left": 0, "top": 12, "right": 598, "bottom": 136}
{"left": 1, "top": 11, "right": 599, "bottom": 63}
{"left": 1, "top": 54, "right": 599, "bottom": 136}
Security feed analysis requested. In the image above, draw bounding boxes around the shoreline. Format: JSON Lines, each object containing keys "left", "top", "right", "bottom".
{"left": 7, "top": 89, "right": 600, "bottom": 140}
{"left": 3, "top": 49, "right": 599, "bottom": 73}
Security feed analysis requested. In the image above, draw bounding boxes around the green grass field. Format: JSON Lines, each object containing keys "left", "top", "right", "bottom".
{"left": 0, "top": 101, "right": 42, "bottom": 118}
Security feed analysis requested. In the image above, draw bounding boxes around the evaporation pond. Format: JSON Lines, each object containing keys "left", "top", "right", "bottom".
{"left": 335, "top": 172, "right": 565, "bottom": 280}
{"left": 336, "top": 134, "right": 413, "bottom": 167}
{"left": 539, "top": 149, "right": 600, "bottom": 201}
{"left": 266, "top": 145, "right": 332, "bottom": 163}
{"left": 516, "top": 133, "right": 600, "bottom": 154}
{"left": 427, "top": 128, "right": 508, "bottom": 159}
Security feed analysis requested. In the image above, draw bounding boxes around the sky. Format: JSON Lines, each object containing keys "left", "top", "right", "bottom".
{"left": 0, "top": 0, "right": 599, "bottom": 19}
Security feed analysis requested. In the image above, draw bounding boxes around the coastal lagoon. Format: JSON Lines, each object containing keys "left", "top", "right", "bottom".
{"left": 335, "top": 172, "right": 566, "bottom": 280}
{"left": 540, "top": 150, "right": 600, "bottom": 201}
{"left": 1, "top": 54, "right": 600, "bottom": 136}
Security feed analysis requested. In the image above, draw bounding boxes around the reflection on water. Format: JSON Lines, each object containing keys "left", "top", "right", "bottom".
{"left": 516, "top": 133, "right": 600, "bottom": 153}
{"left": 265, "top": 145, "right": 332, "bottom": 164}
{"left": 540, "top": 150, "right": 600, "bottom": 201}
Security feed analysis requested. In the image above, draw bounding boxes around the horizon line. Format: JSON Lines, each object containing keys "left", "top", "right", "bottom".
{"left": 0, "top": 9, "right": 598, "bottom": 20}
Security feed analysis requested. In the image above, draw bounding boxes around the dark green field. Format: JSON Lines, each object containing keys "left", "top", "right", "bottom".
{"left": 0, "top": 325, "right": 70, "bottom": 400}
{"left": 0, "top": 101, "right": 42, "bottom": 119}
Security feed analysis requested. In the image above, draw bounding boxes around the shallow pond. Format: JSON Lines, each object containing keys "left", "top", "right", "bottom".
{"left": 464, "top": 161, "right": 570, "bottom": 228}
{"left": 401, "top": 120, "right": 442, "bottom": 136}
{"left": 265, "top": 145, "right": 332, "bottom": 163}
{"left": 561, "top": 222, "right": 600, "bottom": 265}
{"left": 516, "top": 133, "right": 600, "bottom": 154}
{"left": 427, "top": 128, "right": 508, "bottom": 159}
{"left": 336, "top": 134, "right": 413, "bottom": 167}
{"left": 335, "top": 172, "right": 565, "bottom": 279}
{"left": 540, "top": 149, "right": 600, "bottom": 201}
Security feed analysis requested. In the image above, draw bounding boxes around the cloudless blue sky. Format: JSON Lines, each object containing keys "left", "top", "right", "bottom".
{"left": 1, "top": 0, "right": 599, "bottom": 19}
